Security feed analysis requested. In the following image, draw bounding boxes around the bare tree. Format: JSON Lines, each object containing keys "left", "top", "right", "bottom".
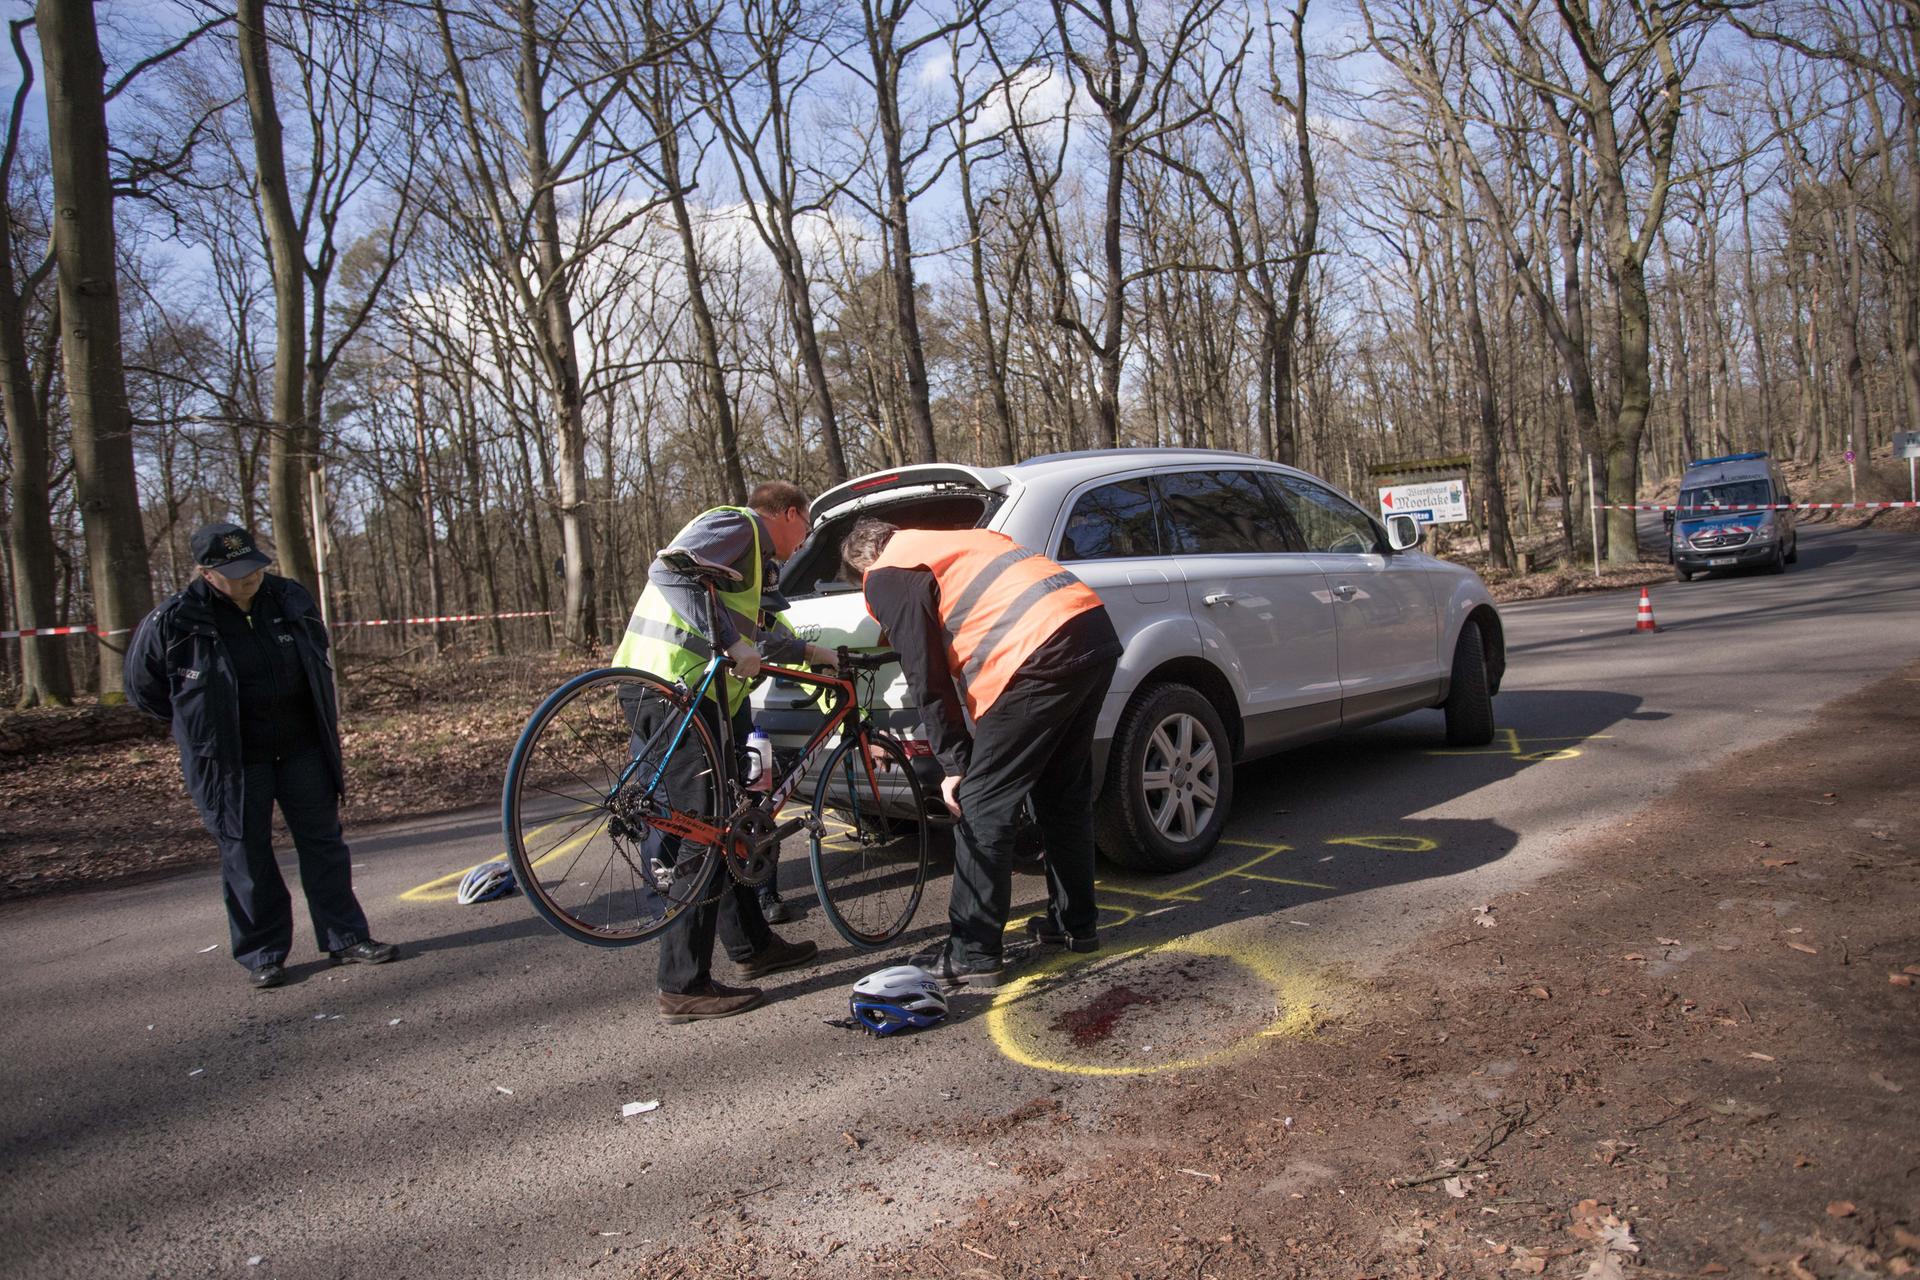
{"left": 1050, "top": 0, "right": 1236, "bottom": 447}
{"left": 37, "top": 0, "right": 154, "bottom": 699}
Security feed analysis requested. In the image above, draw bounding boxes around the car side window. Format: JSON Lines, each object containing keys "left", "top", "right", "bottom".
{"left": 1058, "top": 476, "right": 1163, "bottom": 561}
{"left": 1159, "top": 470, "right": 1299, "bottom": 555}
{"left": 1266, "top": 473, "right": 1384, "bottom": 555}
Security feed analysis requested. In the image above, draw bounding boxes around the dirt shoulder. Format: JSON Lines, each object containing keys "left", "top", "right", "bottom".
{"left": 0, "top": 652, "right": 585, "bottom": 899}
{"left": 648, "top": 661, "right": 1920, "bottom": 1279}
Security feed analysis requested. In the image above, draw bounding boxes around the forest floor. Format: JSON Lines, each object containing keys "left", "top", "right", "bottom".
{"left": 0, "top": 650, "right": 584, "bottom": 899}
{"left": 637, "top": 659, "right": 1920, "bottom": 1280}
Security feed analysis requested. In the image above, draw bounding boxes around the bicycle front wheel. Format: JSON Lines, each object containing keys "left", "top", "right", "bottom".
{"left": 502, "top": 668, "right": 725, "bottom": 947}
{"left": 808, "top": 730, "right": 930, "bottom": 948}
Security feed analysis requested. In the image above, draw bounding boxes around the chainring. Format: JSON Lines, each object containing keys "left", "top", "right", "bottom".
{"left": 723, "top": 804, "right": 780, "bottom": 888}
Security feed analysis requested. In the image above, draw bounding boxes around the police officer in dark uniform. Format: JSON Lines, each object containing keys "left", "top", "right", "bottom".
{"left": 127, "top": 523, "right": 396, "bottom": 989}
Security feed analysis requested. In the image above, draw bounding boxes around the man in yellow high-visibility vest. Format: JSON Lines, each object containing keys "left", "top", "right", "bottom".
{"left": 613, "top": 481, "right": 839, "bottom": 1022}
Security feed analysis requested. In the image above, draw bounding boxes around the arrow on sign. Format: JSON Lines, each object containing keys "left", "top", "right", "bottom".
{"left": 1382, "top": 492, "right": 1394, "bottom": 507}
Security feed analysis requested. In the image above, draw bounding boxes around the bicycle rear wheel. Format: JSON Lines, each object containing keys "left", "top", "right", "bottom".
{"left": 502, "top": 668, "right": 724, "bottom": 947}
{"left": 808, "top": 730, "right": 929, "bottom": 948}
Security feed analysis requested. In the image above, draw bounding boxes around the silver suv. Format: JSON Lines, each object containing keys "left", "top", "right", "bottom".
{"left": 755, "top": 449, "right": 1505, "bottom": 872}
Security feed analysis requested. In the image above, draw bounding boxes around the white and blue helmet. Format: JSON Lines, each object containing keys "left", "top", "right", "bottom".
{"left": 850, "top": 965, "right": 948, "bottom": 1036}
{"left": 457, "top": 860, "right": 517, "bottom": 905}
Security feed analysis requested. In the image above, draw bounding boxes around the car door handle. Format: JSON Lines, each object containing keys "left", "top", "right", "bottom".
{"left": 1203, "top": 592, "right": 1241, "bottom": 607}
{"left": 1332, "top": 584, "right": 1359, "bottom": 600}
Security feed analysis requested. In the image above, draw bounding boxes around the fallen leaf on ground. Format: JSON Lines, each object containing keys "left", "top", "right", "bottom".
{"left": 1894, "top": 1226, "right": 1920, "bottom": 1251}
{"left": 1746, "top": 1052, "right": 1777, "bottom": 1061}
{"left": 1893, "top": 974, "right": 1915, "bottom": 987}
{"left": 1583, "top": 1252, "right": 1630, "bottom": 1280}
{"left": 1828, "top": 1200, "right": 1857, "bottom": 1217}
{"left": 1474, "top": 906, "right": 1497, "bottom": 929}
{"left": 1622, "top": 953, "right": 1647, "bottom": 962}
{"left": 1657, "top": 936, "right": 1682, "bottom": 946}
{"left": 1443, "top": 1176, "right": 1468, "bottom": 1198}
{"left": 1788, "top": 941, "right": 1820, "bottom": 955}
{"left": 1905, "top": 964, "right": 1920, "bottom": 976}
{"left": 1869, "top": 1072, "right": 1904, "bottom": 1094}
{"left": 1701, "top": 1264, "right": 1730, "bottom": 1275}
{"left": 1763, "top": 858, "right": 1799, "bottom": 868}
{"left": 1789, "top": 1256, "right": 1818, "bottom": 1280}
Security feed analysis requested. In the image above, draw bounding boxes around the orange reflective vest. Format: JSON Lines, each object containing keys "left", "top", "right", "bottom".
{"left": 867, "top": 528, "right": 1104, "bottom": 720}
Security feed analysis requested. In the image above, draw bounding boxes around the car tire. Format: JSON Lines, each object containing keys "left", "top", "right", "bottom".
{"left": 1784, "top": 538, "right": 1798, "bottom": 565}
{"left": 1674, "top": 565, "right": 1692, "bottom": 582}
{"left": 1442, "top": 622, "right": 1496, "bottom": 747}
{"left": 1766, "top": 543, "right": 1786, "bottom": 575}
{"left": 1096, "top": 683, "right": 1233, "bottom": 874}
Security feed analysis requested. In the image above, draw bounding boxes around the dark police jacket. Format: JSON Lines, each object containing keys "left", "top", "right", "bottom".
{"left": 126, "top": 575, "right": 344, "bottom": 842}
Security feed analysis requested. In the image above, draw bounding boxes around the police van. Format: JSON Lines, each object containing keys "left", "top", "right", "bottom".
{"left": 1668, "top": 451, "right": 1798, "bottom": 581}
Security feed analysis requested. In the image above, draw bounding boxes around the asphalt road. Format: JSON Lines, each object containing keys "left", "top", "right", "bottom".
{"left": 4, "top": 519, "right": 1916, "bottom": 1279}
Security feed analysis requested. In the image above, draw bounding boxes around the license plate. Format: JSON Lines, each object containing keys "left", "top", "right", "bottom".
{"left": 1708, "top": 557, "right": 1737, "bottom": 566}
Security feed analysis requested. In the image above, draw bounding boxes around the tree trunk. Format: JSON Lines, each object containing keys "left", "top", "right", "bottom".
{"left": 37, "top": 0, "right": 153, "bottom": 701}
{"left": 0, "top": 231, "right": 72, "bottom": 706}
{"left": 515, "top": 0, "right": 595, "bottom": 649}
{"left": 864, "top": 6, "right": 939, "bottom": 463}
{"left": 655, "top": 93, "right": 747, "bottom": 504}
{"left": 237, "top": 0, "right": 316, "bottom": 589}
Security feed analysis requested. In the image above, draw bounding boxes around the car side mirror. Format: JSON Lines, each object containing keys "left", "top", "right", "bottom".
{"left": 1386, "top": 514, "right": 1424, "bottom": 552}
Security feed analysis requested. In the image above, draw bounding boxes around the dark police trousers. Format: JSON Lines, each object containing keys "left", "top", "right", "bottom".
{"left": 948, "top": 655, "right": 1118, "bottom": 963}
{"left": 210, "top": 746, "right": 371, "bottom": 970}
{"left": 634, "top": 694, "right": 772, "bottom": 994}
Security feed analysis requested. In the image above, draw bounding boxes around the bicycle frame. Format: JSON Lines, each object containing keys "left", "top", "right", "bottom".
{"left": 614, "top": 577, "right": 891, "bottom": 861}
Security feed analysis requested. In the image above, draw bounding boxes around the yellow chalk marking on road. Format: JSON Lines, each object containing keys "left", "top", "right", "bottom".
{"left": 1326, "top": 834, "right": 1438, "bottom": 854}
{"left": 985, "top": 932, "right": 1321, "bottom": 1078}
{"left": 398, "top": 811, "right": 608, "bottom": 903}
{"left": 1427, "top": 727, "right": 1610, "bottom": 761}
{"left": 1096, "top": 841, "right": 1333, "bottom": 901}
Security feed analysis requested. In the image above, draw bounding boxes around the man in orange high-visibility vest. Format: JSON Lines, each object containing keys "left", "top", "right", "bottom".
{"left": 841, "top": 517, "right": 1122, "bottom": 987}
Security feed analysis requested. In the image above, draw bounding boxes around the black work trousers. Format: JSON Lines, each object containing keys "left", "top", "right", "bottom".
{"left": 643, "top": 695, "right": 772, "bottom": 994}
{"left": 948, "top": 655, "right": 1117, "bottom": 964}
{"left": 205, "top": 746, "right": 371, "bottom": 970}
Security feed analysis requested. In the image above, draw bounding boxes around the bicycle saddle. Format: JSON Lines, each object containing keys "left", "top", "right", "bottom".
{"left": 658, "top": 548, "right": 744, "bottom": 585}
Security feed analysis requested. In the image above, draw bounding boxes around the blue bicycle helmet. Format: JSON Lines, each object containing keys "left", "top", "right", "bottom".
{"left": 850, "top": 965, "right": 948, "bottom": 1036}
{"left": 457, "top": 860, "right": 517, "bottom": 905}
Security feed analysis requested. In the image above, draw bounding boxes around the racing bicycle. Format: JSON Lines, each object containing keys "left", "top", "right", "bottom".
{"left": 500, "top": 554, "right": 932, "bottom": 950}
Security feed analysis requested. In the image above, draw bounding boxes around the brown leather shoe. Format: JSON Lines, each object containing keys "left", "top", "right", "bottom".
{"left": 658, "top": 980, "right": 765, "bottom": 1023}
{"left": 735, "top": 934, "right": 818, "bottom": 980}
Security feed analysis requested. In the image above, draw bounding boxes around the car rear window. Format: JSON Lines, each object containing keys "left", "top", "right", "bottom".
{"left": 1058, "top": 477, "right": 1162, "bottom": 560}
{"left": 780, "top": 493, "right": 997, "bottom": 598}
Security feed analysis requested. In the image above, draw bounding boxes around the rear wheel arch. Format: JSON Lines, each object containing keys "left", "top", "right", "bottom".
{"left": 1122, "top": 656, "right": 1244, "bottom": 761}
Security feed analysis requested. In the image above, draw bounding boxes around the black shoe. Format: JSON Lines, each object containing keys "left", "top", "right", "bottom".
{"left": 735, "top": 933, "right": 817, "bottom": 980}
{"left": 249, "top": 961, "right": 288, "bottom": 990}
{"left": 759, "top": 888, "right": 796, "bottom": 924}
{"left": 908, "top": 940, "right": 1006, "bottom": 989}
{"left": 329, "top": 939, "right": 398, "bottom": 965}
{"left": 1025, "top": 916, "right": 1099, "bottom": 953}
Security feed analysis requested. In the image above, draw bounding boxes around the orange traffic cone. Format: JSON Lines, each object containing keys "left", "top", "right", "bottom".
{"left": 1634, "top": 587, "right": 1659, "bottom": 633}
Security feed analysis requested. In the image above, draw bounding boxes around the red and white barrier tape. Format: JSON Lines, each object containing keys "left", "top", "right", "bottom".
{"left": 0, "top": 624, "right": 132, "bottom": 639}
{"left": 3, "top": 609, "right": 550, "bottom": 639}
{"left": 1595, "top": 502, "right": 1920, "bottom": 511}
{"left": 336, "top": 609, "right": 553, "bottom": 629}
